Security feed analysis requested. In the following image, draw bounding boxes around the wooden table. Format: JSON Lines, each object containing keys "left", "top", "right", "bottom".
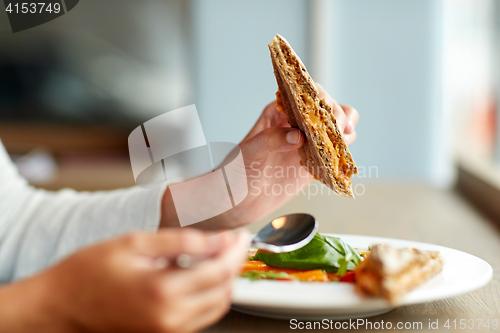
{"left": 206, "top": 182, "right": 500, "bottom": 332}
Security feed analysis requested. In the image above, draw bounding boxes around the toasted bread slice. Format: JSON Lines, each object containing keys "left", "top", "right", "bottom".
{"left": 354, "top": 244, "right": 444, "bottom": 304}
{"left": 269, "top": 34, "right": 358, "bottom": 198}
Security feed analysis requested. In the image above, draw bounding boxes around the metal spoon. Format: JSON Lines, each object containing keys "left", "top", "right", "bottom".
{"left": 155, "top": 213, "right": 317, "bottom": 269}
{"left": 251, "top": 213, "right": 317, "bottom": 253}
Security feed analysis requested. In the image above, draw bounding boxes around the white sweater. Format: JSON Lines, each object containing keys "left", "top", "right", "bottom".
{"left": 0, "top": 140, "right": 165, "bottom": 283}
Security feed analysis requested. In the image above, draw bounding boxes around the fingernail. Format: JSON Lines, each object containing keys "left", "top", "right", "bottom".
{"left": 348, "top": 120, "right": 354, "bottom": 129}
{"left": 286, "top": 129, "right": 300, "bottom": 144}
{"left": 210, "top": 231, "right": 232, "bottom": 250}
{"left": 344, "top": 120, "right": 354, "bottom": 136}
{"left": 208, "top": 233, "right": 222, "bottom": 248}
{"left": 223, "top": 231, "right": 234, "bottom": 243}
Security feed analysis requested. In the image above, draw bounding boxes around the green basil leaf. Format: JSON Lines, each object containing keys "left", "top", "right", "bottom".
{"left": 253, "top": 233, "right": 361, "bottom": 274}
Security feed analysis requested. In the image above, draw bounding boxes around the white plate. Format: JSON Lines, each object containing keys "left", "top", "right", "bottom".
{"left": 231, "top": 234, "right": 493, "bottom": 320}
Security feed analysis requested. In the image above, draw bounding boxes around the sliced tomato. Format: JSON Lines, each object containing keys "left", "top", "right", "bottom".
{"left": 339, "top": 271, "right": 356, "bottom": 283}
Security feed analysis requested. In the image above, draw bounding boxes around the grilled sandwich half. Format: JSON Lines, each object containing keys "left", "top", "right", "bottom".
{"left": 269, "top": 34, "right": 358, "bottom": 198}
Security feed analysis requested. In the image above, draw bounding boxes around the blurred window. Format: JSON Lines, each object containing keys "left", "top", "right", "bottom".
{"left": 0, "top": 0, "right": 192, "bottom": 127}
{"left": 445, "top": 0, "right": 499, "bottom": 176}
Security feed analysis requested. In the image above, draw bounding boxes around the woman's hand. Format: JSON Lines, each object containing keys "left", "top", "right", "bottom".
{"left": 232, "top": 84, "right": 359, "bottom": 225}
{"left": 235, "top": 84, "right": 359, "bottom": 223}
{"left": 0, "top": 229, "right": 248, "bottom": 333}
{"left": 163, "top": 84, "right": 359, "bottom": 229}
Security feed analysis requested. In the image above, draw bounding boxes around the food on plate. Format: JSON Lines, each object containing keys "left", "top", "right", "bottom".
{"left": 354, "top": 244, "right": 445, "bottom": 304}
{"left": 253, "top": 233, "right": 362, "bottom": 273}
{"left": 241, "top": 268, "right": 331, "bottom": 282}
{"left": 269, "top": 34, "right": 358, "bottom": 198}
{"left": 241, "top": 233, "right": 362, "bottom": 282}
{"left": 240, "top": 235, "right": 445, "bottom": 303}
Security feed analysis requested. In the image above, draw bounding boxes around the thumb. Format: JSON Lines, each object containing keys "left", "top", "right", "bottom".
{"left": 240, "top": 127, "right": 304, "bottom": 162}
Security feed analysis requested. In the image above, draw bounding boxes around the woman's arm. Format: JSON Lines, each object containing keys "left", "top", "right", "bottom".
{"left": 159, "top": 84, "right": 359, "bottom": 230}
{"left": 0, "top": 142, "right": 166, "bottom": 282}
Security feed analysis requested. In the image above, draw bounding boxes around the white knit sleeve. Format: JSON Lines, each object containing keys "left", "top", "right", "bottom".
{"left": 0, "top": 141, "right": 166, "bottom": 282}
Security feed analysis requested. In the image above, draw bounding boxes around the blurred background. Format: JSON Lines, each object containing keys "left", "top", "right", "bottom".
{"left": 0, "top": 0, "right": 499, "bottom": 223}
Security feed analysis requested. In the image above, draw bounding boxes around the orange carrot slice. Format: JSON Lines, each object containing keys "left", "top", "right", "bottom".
{"left": 289, "top": 270, "right": 329, "bottom": 282}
